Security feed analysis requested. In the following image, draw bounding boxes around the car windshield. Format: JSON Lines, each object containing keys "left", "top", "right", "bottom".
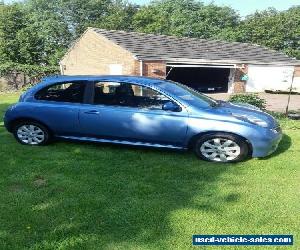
{"left": 156, "top": 80, "right": 218, "bottom": 107}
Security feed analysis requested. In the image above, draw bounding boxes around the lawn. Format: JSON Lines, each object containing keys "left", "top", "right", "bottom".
{"left": 0, "top": 93, "right": 299, "bottom": 250}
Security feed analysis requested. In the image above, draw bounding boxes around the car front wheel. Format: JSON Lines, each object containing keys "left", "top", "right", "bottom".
{"left": 13, "top": 121, "right": 50, "bottom": 146}
{"left": 194, "top": 133, "right": 249, "bottom": 163}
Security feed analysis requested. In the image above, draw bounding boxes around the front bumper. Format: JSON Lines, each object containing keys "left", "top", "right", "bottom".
{"left": 251, "top": 127, "right": 283, "bottom": 158}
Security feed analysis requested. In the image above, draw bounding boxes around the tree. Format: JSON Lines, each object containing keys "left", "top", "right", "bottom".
{"left": 132, "top": 0, "right": 239, "bottom": 38}
{"left": 57, "top": 0, "right": 112, "bottom": 36}
{"left": 93, "top": 0, "right": 138, "bottom": 31}
{"left": 1, "top": 0, "right": 299, "bottom": 66}
{"left": 219, "top": 7, "right": 300, "bottom": 59}
{"left": 0, "top": 4, "right": 26, "bottom": 63}
{"left": 0, "top": 1, "right": 72, "bottom": 65}
{"left": 22, "top": 1, "right": 72, "bottom": 65}
{"left": 0, "top": 0, "right": 138, "bottom": 66}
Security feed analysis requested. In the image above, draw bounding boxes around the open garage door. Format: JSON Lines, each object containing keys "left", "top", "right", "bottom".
{"left": 166, "top": 64, "right": 232, "bottom": 93}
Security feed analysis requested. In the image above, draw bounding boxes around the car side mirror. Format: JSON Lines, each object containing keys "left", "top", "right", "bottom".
{"left": 162, "top": 101, "right": 182, "bottom": 112}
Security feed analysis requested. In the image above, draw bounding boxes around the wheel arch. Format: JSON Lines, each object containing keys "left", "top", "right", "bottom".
{"left": 188, "top": 131, "right": 253, "bottom": 157}
{"left": 8, "top": 117, "right": 53, "bottom": 136}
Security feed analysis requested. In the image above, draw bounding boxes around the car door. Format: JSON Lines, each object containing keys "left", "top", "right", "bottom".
{"left": 78, "top": 81, "right": 189, "bottom": 147}
{"left": 33, "top": 81, "right": 89, "bottom": 136}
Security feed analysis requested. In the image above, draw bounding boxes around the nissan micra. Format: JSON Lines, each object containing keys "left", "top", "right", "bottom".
{"left": 4, "top": 75, "right": 282, "bottom": 162}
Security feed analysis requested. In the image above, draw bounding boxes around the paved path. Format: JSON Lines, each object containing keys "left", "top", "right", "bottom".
{"left": 207, "top": 93, "right": 300, "bottom": 112}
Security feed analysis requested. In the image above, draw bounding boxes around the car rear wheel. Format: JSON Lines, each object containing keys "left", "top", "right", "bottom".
{"left": 194, "top": 133, "right": 249, "bottom": 163}
{"left": 13, "top": 121, "right": 50, "bottom": 146}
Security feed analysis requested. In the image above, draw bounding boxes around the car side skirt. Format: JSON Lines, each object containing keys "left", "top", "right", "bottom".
{"left": 57, "top": 135, "right": 187, "bottom": 150}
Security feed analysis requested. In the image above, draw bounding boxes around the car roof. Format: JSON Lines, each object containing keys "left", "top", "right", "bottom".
{"left": 42, "top": 75, "right": 164, "bottom": 86}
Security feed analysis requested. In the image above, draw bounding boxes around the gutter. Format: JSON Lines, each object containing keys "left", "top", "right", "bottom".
{"left": 166, "top": 64, "right": 239, "bottom": 69}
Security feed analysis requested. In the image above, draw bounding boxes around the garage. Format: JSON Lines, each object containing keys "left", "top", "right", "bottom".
{"left": 166, "top": 64, "right": 234, "bottom": 93}
{"left": 60, "top": 28, "right": 300, "bottom": 94}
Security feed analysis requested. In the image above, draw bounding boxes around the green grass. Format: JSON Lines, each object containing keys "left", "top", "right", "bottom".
{"left": 0, "top": 93, "right": 299, "bottom": 250}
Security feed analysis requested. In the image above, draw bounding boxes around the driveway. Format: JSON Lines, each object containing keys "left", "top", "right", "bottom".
{"left": 207, "top": 93, "right": 300, "bottom": 112}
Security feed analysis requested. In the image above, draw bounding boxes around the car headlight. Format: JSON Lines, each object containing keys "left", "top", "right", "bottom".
{"left": 232, "top": 114, "right": 268, "bottom": 127}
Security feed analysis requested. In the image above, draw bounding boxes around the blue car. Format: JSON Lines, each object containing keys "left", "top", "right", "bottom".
{"left": 4, "top": 75, "right": 282, "bottom": 162}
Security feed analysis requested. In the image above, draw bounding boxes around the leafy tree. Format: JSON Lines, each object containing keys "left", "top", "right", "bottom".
{"left": 133, "top": 0, "right": 199, "bottom": 35}
{"left": 190, "top": 3, "right": 240, "bottom": 39}
{"left": 51, "top": 0, "right": 137, "bottom": 36}
{"left": 20, "top": 0, "right": 138, "bottom": 64}
{"left": 1, "top": 0, "right": 299, "bottom": 67}
{"left": 0, "top": 4, "right": 26, "bottom": 63}
{"left": 93, "top": 0, "right": 138, "bottom": 31}
{"left": 132, "top": 0, "right": 239, "bottom": 38}
{"left": 0, "top": 0, "right": 138, "bottom": 66}
{"left": 218, "top": 7, "right": 300, "bottom": 59}
{"left": 0, "top": 1, "right": 72, "bottom": 65}
{"left": 21, "top": 0, "right": 73, "bottom": 65}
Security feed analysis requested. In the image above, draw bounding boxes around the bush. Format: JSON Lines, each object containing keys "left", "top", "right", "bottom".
{"left": 229, "top": 93, "right": 266, "bottom": 110}
{"left": 266, "top": 110, "right": 285, "bottom": 119}
{"left": 0, "top": 62, "right": 59, "bottom": 90}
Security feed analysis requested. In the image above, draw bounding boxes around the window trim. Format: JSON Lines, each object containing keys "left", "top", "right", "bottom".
{"left": 34, "top": 81, "right": 91, "bottom": 104}
{"left": 91, "top": 80, "right": 184, "bottom": 111}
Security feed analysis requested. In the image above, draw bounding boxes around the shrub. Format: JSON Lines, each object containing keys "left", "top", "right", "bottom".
{"left": 0, "top": 62, "right": 59, "bottom": 90}
{"left": 266, "top": 110, "right": 286, "bottom": 119}
{"left": 229, "top": 93, "right": 266, "bottom": 110}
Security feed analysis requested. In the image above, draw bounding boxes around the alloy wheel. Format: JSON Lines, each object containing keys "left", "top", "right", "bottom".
{"left": 200, "top": 138, "right": 241, "bottom": 162}
{"left": 17, "top": 125, "right": 45, "bottom": 145}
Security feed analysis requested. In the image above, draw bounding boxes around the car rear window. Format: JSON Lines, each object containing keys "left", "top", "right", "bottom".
{"left": 35, "top": 82, "right": 86, "bottom": 103}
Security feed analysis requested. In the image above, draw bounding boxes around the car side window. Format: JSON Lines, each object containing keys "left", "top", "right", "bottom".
{"left": 35, "top": 81, "right": 86, "bottom": 103}
{"left": 94, "top": 82, "right": 171, "bottom": 109}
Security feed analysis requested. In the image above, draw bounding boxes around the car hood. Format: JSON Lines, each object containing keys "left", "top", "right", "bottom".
{"left": 214, "top": 101, "right": 278, "bottom": 128}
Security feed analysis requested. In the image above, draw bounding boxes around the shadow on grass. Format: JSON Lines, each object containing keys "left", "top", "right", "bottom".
{"left": 0, "top": 130, "right": 242, "bottom": 249}
{"left": 1, "top": 99, "right": 291, "bottom": 250}
{"left": 0, "top": 101, "right": 243, "bottom": 249}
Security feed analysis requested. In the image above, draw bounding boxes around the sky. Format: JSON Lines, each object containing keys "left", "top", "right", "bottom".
{"left": 3, "top": 0, "right": 300, "bottom": 17}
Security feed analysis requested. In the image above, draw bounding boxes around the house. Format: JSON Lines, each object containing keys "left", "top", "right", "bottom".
{"left": 60, "top": 28, "right": 300, "bottom": 93}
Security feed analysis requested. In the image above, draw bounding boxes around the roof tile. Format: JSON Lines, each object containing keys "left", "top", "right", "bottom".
{"left": 92, "top": 28, "right": 300, "bottom": 65}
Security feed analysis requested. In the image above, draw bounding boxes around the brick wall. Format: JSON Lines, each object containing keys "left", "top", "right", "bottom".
{"left": 233, "top": 65, "right": 248, "bottom": 93}
{"left": 60, "top": 29, "right": 168, "bottom": 79}
{"left": 60, "top": 29, "right": 137, "bottom": 75}
{"left": 140, "top": 61, "right": 166, "bottom": 78}
{"left": 294, "top": 66, "right": 300, "bottom": 77}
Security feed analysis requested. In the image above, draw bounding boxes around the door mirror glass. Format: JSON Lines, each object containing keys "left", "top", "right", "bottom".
{"left": 162, "top": 101, "right": 182, "bottom": 112}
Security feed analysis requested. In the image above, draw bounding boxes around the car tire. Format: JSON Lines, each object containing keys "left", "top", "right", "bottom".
{"left": 13, "top": 121, "right": 51, "bottom": 146}
{"left": 194, "top": 133, "right": 249, "bottom": 163}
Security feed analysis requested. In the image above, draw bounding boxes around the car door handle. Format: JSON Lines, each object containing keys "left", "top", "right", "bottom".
{"left": 84, "top": 110, "right": 100, "bottom": 115}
